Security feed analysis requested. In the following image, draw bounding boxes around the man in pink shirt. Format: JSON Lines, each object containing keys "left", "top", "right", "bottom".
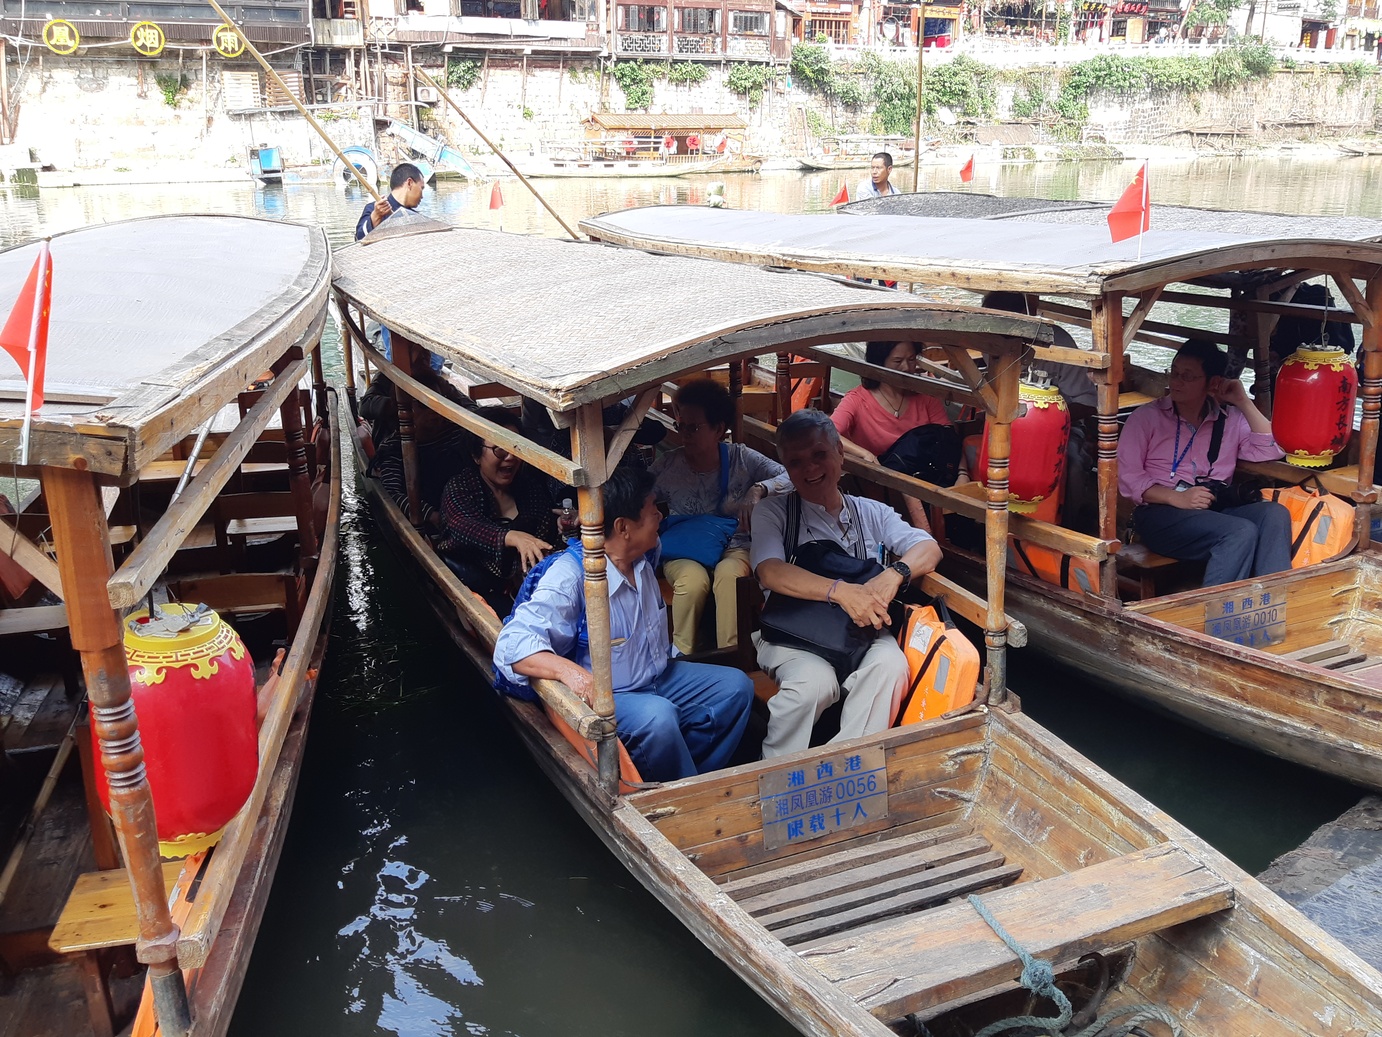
{"left": 1118, "top": 341, "right": 1290, "bottom": 587}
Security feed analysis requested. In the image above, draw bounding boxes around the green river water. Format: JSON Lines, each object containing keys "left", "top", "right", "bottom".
{"left": 3, "top": 156, "right": 1379, "bottom": 1037}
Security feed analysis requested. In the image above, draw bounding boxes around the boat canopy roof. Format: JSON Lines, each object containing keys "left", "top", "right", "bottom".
{"left": 588, "top": 113, "right": 748, "bottom": 131}
{"left": 580, "top": 200, "right": 1382, "bottom": 298}
{"left": 0, "top": 215, "right": 330, "bottom": 478}
{"left": 332, "top": 223, "right": 1066, "bottom": 413}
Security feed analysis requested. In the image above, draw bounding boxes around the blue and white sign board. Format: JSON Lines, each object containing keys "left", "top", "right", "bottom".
{"left": 758, "top": 745, "right": 888, "bottom": 851}
{"left": 1204, "top": 583, "right": 1287, "bottom": 648}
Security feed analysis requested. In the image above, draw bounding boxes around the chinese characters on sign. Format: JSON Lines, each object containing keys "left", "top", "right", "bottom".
{"left": 1204, "top": 584, "right": 1287, "bottom": 648}
{"left": 43, "top": 19, "right": 80, "bottom": 55}
{"left": 212, "top": 24, "right": 246, "bottom": 58}
{"left": 130, "top": 21, "right": 166, "bottom": 58}
{"left": 758, "top": 746, "right": 888, "bottom": 851}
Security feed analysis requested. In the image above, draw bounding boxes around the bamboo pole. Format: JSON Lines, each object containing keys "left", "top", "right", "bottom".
{"left": 911, "top": 27, "right": 924, "bottom": 193}
{"left": 411, "top": 66, "right": 581, "bottom": 241}
{"left": 201, "top": 0, "right": 381, "bottom": 201}
{"left": 44, "top": 467, "right": 190, "bottom": 1037}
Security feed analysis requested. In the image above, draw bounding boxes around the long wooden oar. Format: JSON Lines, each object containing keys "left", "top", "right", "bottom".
{"left": 202, "top": 0, "right": 382, "bottom": 201}
{"left": 412, "top": 67, "right": 581, "bottom": 241}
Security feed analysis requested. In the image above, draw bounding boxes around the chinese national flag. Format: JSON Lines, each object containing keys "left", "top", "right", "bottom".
{"left": 829, "top": 182, "right": 849, "bottom": 207}
{"left": 0, "top": 242, "right": 51, "bottom": 413}
{"left": 489, "top": 182, "right": 504, "bottom": 210}
{"left": 959, "top": 154, "right": 974, "bottom": 182}
{"left": 1107, "top": 162, "right": 1150, "bottom": 244}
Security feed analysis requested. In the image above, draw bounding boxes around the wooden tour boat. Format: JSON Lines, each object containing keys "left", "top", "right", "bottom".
{"left": 0, "top": 215, "right": 340, "bottom": 1037}
{"left": 578, "top": 194, "right": 1382, "bottom": 791}
{"left": 799, "top": 135, "right": 919, "bottom": 172}
{"left": 334, "top": 219, "right": 1382, "bottom": 1037}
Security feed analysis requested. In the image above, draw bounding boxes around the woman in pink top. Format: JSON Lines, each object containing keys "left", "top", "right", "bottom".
{"left": 832, "top": 340, "right": 956, "bottom": 529}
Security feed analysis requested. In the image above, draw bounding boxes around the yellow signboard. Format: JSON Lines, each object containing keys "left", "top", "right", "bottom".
{"left": 130, "top": 21, "right": 166, "bottom": 57}
{"left": 42, "top": 19, "right": 80, "bottom": 55}
{"left": 212, "top": 23, "right": 245, "bottom": 58}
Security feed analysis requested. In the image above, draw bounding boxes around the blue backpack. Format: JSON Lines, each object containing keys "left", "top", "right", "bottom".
{"left": 492, "top": 539, "right": 586, "bottom": 702}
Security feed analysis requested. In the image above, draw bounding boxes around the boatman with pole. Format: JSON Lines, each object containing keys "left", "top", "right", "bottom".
{"left": 856, "top": 152, "right": 900, "bottom": 200}
{"left": 355, "top": 161, "right": 426, "bottom": 241}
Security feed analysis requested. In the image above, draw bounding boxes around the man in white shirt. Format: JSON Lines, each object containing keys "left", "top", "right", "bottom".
{"left": 856, "top": 152, "right": 900, "bottom": 200}
{"left": 750, "top": 410, "right": 941, "bottom": 757}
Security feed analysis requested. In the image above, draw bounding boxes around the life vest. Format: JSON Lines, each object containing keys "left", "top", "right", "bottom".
{"left": 1265, "top": 479, "right": 1356, "bottom": 567}
{"left": 790, "top": 353, "right": 824, "bottom": 412}
{"left": 894, "top": 599, "right": 979, "bottom": 726}
{"left": 1009, "top": 538, "right": 1099, "bottom": 596}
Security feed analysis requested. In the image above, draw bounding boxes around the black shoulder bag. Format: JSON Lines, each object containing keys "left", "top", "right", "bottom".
{"left": 1194, "top": 409, "right": 1264, "bottom": 512}
{"left": 758, "top": 493, "right": 886, "bottom": 679}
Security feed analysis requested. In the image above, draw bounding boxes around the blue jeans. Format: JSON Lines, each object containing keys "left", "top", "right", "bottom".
{"left": 614, "top": 660, "right": 753, "bottom": 782}
{"left": 1134, "top": 500, "right": 1292, "bottom": 587}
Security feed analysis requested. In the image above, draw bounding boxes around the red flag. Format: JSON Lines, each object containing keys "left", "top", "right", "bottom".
{"left": 489, "top": 182, "right": 504, "bottom": 210}
{"left": 829, "top": 182, "right": 849, "bottom": 207}
{"left": 1107, "top": 162, "right": 1150, "bottom": 244}
{"left": 959, "top": 154, "right": 974, "bottom": 182}
{"left": 0, "top": 242, "right": 51, "bottom": 413}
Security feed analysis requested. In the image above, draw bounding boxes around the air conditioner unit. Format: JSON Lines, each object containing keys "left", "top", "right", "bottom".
{"left": 417, "top": 85, "right": 440, "bottom": 104}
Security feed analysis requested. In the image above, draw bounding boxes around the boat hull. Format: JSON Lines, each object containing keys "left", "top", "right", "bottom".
{"left": 798, "top": 153, "right": 916, "bottom": 172}
{"left": 941, "top": 549, "right": 1382, "bottom": 790}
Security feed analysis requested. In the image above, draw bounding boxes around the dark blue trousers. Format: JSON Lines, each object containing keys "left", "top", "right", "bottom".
{"left": 1134, "top": 500, "right": 1292, "bottom": 587}
{"left": 614, "top": 660, "right": 753, "bottom": 782}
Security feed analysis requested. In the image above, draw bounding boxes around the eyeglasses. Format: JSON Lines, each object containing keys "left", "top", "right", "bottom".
{"left": 1168, "top": 369, "right": 1205, "bottom": 383}
{"left": 675, "top": 421, "right": 710, "bottom": 435}
{"left": 483, "top": 444, "right": 512, "bottom": 460}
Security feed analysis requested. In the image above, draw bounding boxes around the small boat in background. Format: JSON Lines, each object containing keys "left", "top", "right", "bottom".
{"left": 798, "top": 134, "right": 917, "bottom": 171}
{"left": 247, "top": 144, "right": 284, "bottom": 185}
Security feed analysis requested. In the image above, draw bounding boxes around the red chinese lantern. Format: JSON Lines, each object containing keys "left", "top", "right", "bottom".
{"left": 94, "top": 603, "right": 259, "bottom": 857}
{"left": 1273, "top": 345, "right": 1358, "bottom": 468}
{"left": 977, "top": 373, "right": 1070, "bottom": 514}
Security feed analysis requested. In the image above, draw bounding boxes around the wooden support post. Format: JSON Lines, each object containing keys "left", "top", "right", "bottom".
{"left": 274, "top": 355, "right": 321, "bottom": 566}
{"left": 1355, "top": 275, "right": 1382, "bottom": 549}
{"left": 393, "top": 336, "right": 423, "bottom": 527}
{"left": 1092, "top": 295, "right": 1123, "bottom": 597}
{"left": 728, "top": 359, "right": 744, "bottom": 442}
{"left": 338, "top": 296, "right": 358, "bottom": 407}
{"left": 983, "top": 358, "right": 1018, "bottom": 705}
{"left": 43, "top": 467, "right": 190, "bottom": 1037}
{"left": 1252, "top": 285, "right": 1278, "bottom": 418}
{"left": 571, "top": 403, "right": 618, "bottom": 793}
{"left": 310, "top": 341, "right": 328, "bottom": 424}
{"left": 774, "top": 352, "right": 792, "bottom": 423}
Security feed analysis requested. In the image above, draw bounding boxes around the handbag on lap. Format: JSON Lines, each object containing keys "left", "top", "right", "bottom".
{"left": 659, "top": 443, "right": 740, "bottom": 569}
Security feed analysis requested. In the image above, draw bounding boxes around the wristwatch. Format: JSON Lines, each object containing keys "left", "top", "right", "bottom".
{"left": 888, "top": 560, "right": 912, "bottom": 587}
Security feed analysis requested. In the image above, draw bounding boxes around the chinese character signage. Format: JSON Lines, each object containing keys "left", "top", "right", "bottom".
{"left": 758, "top": 745, "right": 888, "bottom": 851}
{"left": 130, "top": 21, "right": 166, "bottom": 57}
{"left": 43, "top": 19, "right": 80, "bottom": 55}
{"left": 1204, "top": 584, "right": 1287, "bottom": 648}
{"left": 212, "top": 24, "right": 246, "bottom": 58}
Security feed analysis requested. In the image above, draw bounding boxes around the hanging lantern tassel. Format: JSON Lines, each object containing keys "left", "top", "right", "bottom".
{"left": 977, "top": 371, "right": 1071, "bottom": 514}
{"left": 1273, "top": 345, "right": 1358, "bottom": 468}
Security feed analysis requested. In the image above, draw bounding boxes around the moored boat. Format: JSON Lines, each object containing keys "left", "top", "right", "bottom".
{"left": 333, "top": 220, "right": 1382, "bottom": 1036}
{"left": 0, "top": 214, "right": 340, "bottom": 1037}
{"left": 798, "top": 134, "right": 918, "bottom": 171}
{"left": 578, "top": 195, "right": 1382, "bottom": 790}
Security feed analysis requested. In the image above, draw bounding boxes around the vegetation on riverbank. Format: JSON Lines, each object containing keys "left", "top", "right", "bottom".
{"left": 787, "top": 42, "right": 1374, "bottom": 137}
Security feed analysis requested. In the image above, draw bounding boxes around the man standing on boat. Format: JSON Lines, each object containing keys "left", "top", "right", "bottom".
{"left": 355, "top": 162, "right": 426, "bottom": 241}
{"left": 856, "top": 152, "right": 899, "bottom": 200}
{"left": 493, "top": 464, "right": 754, "bottom": 782}
{"left": 751, "top": 410, "right": 941, "bottom": 757}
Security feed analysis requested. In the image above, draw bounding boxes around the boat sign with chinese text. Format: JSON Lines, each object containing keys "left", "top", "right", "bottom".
{"left": 758, "top": 746, "right": 888, "bottom": 850}
{"left": 1204, "top": 585, "right": 1286, "bottom": 648}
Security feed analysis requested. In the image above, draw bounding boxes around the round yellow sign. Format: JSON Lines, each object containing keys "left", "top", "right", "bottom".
{"left": 42, "top": 19, "right": 80, "bottom": 55}
{"left": 212, "top": 24, "right": 245, "bottom": 58}
{"left": 130, "top": 21, "right": 166, "bottom": 57}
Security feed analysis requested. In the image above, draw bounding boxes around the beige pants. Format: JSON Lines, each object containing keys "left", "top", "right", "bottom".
{"left": 663, "top": 548, "right": 753, "bottom": 655}
{"left": 753, "top": 631, "right": 908, "bottom": 758}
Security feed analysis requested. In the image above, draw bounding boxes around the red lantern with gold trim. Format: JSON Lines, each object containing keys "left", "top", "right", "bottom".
{"left": 1273, "top": 345, "right": 1358, "bottom": 468}
{"left": 977, "top": 372, "right": 1070, "bottom": 514}
{"left": 93, "top": 603, "right": 258, "bottom": 857}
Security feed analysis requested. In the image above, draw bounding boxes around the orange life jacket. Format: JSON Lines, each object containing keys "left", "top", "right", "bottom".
{"left": 894, "top": 599, "right": 979, "bottom": 726}
{"left": 1009, "top": 538, "right": 1099, "bottom": 596}
{"left": 1265, "top": 479, "right": 1356, "bottom": 567}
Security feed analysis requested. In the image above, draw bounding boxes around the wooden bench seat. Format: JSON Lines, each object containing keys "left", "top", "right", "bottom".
{"left": 49, "top": 861, "right": 185, "bottom": 1037}
{"left": 801, "top": 841, "right": 1233, "bottom": 1024}
{"left": 138, "top": 459, "right": 288, "bottom": 483}
{"left": 1115, "top": 542, "right": 1196, "bottom": 600}
{"left": 224, "top": 516, "right": 299, "bottom": 540}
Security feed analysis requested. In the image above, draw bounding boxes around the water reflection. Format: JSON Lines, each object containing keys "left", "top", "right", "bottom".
{"left": 0, "top": 164, "right": 1372, "bottom": 1037}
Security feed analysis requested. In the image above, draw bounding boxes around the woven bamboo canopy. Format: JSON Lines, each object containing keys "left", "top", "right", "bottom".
{"left": 579, "top": 201, "right": 1382, "bottom": 299}
{"left": 330, "top": 224, "right": 1066, "bottom": 413}
{"left": 0, "top": 215, "right": 331, "bottom": 477}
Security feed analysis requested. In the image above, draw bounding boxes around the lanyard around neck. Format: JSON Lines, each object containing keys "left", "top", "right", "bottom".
{"left": 1170, "top": 410, "right": 1202, "bottom": 475}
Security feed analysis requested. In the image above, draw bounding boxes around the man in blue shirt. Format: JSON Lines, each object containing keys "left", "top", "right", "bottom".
{"left": 354, "top": 162, "right": 426, "bottom": 241}
{"left": 494, "top": 465, "right": 753, "bottom": 781}
{"left": 855, "top": 152, "right": 899, "bottom": 200}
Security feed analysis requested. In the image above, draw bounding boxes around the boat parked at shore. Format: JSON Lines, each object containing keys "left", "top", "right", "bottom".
{"left": 333, "top": 219, "right": 1382, "bottom": 1037}
{"left": 579, "top": 195, "right": 1382, "bottom": 790}
{"left": 0, "top": 214, "right": 340, "bottom": 1037}
{"left": 798, "top": 135, "right": 918, "bottom": 172}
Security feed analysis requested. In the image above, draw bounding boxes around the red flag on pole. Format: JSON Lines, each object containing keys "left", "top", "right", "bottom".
{"left": 1107, "top": 162, "right": 1150, "bottom": 245}
{"left": 959, "top": 154, "right": 975, "bottom": 182}
{"left": 829, "top": 182, "right": 849, "bottom": 207}
{"left": 0, "top": 241, "right": 51, "bottom": 414}
{"left": 489, "top": 182, "right": 504, "bottom": 210}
